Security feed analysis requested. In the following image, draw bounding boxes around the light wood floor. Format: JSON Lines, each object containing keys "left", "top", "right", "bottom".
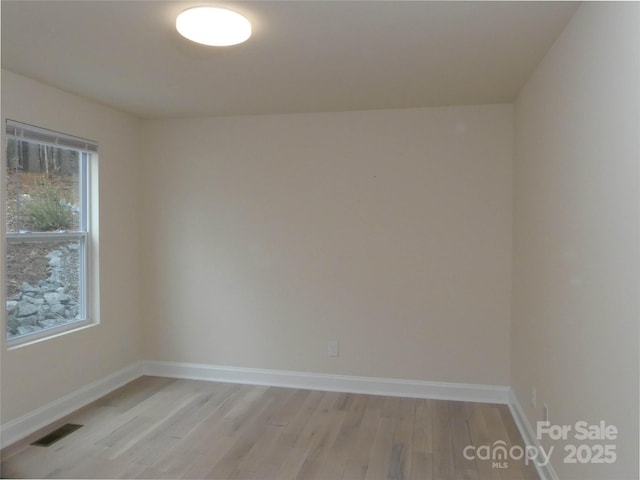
{"left": 1, "top": 376, "right": 539, "bottom": 479}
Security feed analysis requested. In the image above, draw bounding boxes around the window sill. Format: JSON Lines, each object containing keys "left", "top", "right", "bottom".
{"left": 6, "top": 320, "right": 98, "bottom": 351}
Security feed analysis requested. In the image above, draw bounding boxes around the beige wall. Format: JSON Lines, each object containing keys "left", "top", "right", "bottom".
{"left": 512, "top": 3, "right": 640, "bottom": 479}
{"left": 0, "top": 70, "right": 143, "bottom": 422}
{"left": 141, "top": 105, "right": 513, "bottom": 385}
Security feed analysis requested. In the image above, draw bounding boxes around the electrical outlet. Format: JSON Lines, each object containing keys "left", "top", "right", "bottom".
{"left": 543, "top": 403, "right": 549, "bottom": 422}
{"left": 531, "top": 387, "right": 537, "bottom": 408}
{"left": 328, "top": 340, "right": 339, "bottom": 357}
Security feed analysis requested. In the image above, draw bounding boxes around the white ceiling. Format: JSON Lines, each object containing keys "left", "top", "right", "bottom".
{"left": 1, "top": 1, "right": 578, "bottom": 119}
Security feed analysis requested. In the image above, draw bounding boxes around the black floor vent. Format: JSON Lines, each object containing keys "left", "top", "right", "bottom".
{"left": 31, "top": 423, "right": 83, "bottom": 447}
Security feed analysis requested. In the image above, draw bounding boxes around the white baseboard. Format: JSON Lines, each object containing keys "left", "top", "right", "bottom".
{"left": 508, "top": 388, "right": 559, "bottom": 480}
{"left": 142, "top": 360, "right": 510, "bottom": 405}
{"left": 1, "top": 359, "right": 513, "bottom": 451}
{"left": 0, "top": 361, "right": 144, "bottom": 449}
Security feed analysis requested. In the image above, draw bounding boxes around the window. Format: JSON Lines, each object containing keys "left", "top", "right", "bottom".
{"left": 4, "top": 120, "right": 97, "bottom": 345}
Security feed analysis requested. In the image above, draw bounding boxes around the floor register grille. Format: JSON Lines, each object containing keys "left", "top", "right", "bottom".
{"left": 30, "top": 424, "right": 83, "bottom": 447}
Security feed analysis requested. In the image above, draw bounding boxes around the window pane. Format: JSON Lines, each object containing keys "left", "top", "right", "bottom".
{"left": 6, "top": 239, "right": 84, "bottom": 340}
{"left": 6, "top": 139, "right": 21, "bottom": 232}
{"left": 5, "top": 140, "right": 81, "bottom": 233}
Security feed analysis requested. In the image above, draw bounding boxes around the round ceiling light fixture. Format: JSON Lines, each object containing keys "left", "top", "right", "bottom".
{"left": 176, "top": 6, "right": 252, "bottom": 46}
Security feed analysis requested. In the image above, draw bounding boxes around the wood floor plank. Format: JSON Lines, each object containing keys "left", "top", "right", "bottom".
{"left": 205, "top": 390, "right": 284, "bottom": 479}
{"left": 342, "top": 394, "right": 384, "bottom": 478}
{"left": 466, "top": 402, "right": 503, "bottom": 480}
{"left": 496, "top": 404, "right": 540, "bottom": 480}
{"left": 413, "top": 398, "right": 434, "bottom": 454}
{"left": 286, "top": 392, "right": 345, "bottom": 479}
{"left": 317, "top": 394, "right": 369, "bottom": 480}
{"left": 250, "top": 389, "right": 323, "bottom": 475}
{"left": 410, "top": 452, "right": 433, "bottom": 480}
{"left": 410, "top": 398, "right": 434, "bottom": 480}
{"left": 291, "top": 409, "right": 346, "bottom": 480}
{"left": 275, "top": 390, "right": 325, "bottom": 449}
{"left": 432, "top": 399, "right": 454, "bottom": 480}
{"left": 388, "top": 397, "right": 416, "bottom": 480}
{"left": 364, "top": 417, "right": 396, "bottom": 480}
{"left": 272, "top": 445, "right": 309, "bottom": 480}
{"left": 0, "top": 377, "right": 539, "bottom": 480}
{"left": 227, "top": 388, "right": 298, "bottom": 478}
{"left": 482, "top": 404, "right": 526, "bottom": 480}
{"left": 152, "top": 383, "right": 246, "bottom": 475}
{"left": 450, "top": 415, "right": 479, "bottom": 480}
{"left": 178, "top": 386, "right": 273, "bottom": 479}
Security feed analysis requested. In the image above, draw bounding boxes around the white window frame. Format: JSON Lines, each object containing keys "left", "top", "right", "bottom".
{"left": 4, "top": 120, "right": 98, "bottom": 347}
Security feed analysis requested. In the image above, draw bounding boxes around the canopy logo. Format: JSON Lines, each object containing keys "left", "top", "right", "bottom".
{"left": 462, "top": 440, "right": 554, "bottom": 469}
